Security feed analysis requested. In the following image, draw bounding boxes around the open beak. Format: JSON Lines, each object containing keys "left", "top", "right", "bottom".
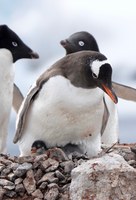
{"left": 29, "top": 51, "right": 39, "bottom": 59}
{"left": 102, "top": 84, "right": 118, "bottom": 104}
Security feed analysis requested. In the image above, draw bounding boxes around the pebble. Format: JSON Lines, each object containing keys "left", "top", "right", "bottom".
{"left": 23, "top": 169, "right": 36, "bottom": 194}
{"left": 44, "top": 187, "right": 59, "bottom": 200}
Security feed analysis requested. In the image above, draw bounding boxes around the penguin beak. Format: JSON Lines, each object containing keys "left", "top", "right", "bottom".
{"left": 29, "top": 51, "right": 39, "bottom": 59}
{"left": 102, "top": 83, "right": 118, "bottom": 104}
{"left": 31, "top": 147, "right": 37, "bottom": 154}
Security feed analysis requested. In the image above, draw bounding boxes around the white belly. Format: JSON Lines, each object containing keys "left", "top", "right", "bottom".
{"left": 18, "top": 76, "right": 104, "bottom": 156}
{"left": 0, "top": 49, "right": 14, "bottom": 153}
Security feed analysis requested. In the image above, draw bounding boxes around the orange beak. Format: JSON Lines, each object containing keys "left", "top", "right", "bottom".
{"left": 31, "top": 147, "right": 37, "bottom": 154}
{"left": 102, "top": 84, "right": 118, "bottom": 104}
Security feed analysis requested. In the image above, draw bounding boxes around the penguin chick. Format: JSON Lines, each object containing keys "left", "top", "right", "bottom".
{"left": 14, "top": 50, "right": 117, "bottom": 157}
{"left": 0, "top": 24, "right": 39, "bottom": 153}
{"left": 31, "top": 140, "right": 47, "bottom": 155}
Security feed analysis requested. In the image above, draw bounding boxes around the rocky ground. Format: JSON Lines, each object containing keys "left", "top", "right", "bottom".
{"left": 0, "top": 144, "right": 136, "bottom": 200}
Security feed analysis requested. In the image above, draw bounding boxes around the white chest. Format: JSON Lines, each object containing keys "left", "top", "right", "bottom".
{"left": 0, "top": 49, "right": 14, "bottom": 114}
{"left": 20, "top": 76, "right": 104, "bottom": 148}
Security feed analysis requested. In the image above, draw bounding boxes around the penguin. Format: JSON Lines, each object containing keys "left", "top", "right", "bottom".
{"left": 60, "top": 31, "right": 136, "bottom": 101}
{"left": 31, "top": 140, "right": 47, "bottom": 155}
{"left": 13, "top": 50, "right": 118, "bottom": 157}
{"left": 0, "top": 24, "right": 39, "bottom": 153}
{"left": 60, "top": 31, "right": 136, "bottom": 145}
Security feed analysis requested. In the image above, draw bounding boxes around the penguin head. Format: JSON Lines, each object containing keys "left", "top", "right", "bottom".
{"left": 0, "top": 25, "right": 39, "bottom": 63}
{"left": 90, "top": 58, "right": 118, "bottom": 104}
{"left": 60, "top": 31, "right": 99, "bottom": 54}
{"left": 31, "top": 140, "right": 47, "bottom": 155}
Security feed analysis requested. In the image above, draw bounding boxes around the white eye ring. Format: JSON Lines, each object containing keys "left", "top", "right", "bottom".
{"left": 12, "top": 41, "right": 18, "bottom": 47}
{"left": 78, "top": 41, "right": 84, "bottom": 46}
{"left": 92, "top": 72, "right": 98, "bottom": 79}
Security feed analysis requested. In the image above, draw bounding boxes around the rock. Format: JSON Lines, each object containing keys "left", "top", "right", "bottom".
{"left": 32, "top": 189, "right": 43, "bottom": 199}
{"left": 70, "top": 153, "right": 136, "bottom": 200}
{"left": 23, "top": 169, "right": 36, "bottom": 194}
{"left": 14, "top": 162, "right": 32, "bottom": 177}
{"left": 34, "top": 168, "right": 43, "bottom": 182}
{"left": 38, "top": 172, "right": 58, "bottom": 185}
{"left": 0, "top": 164, "right": 5, "bottom": 172}
{"left": 0, "top": 187, "right": 6, "bottom": 200}
{"left": 45, "top": 159, "right": 59, "bottom": 172}
{"left": 0, "top": 179, "right": 14, "bottom": 187}
{"left": 5, "top": 190, "right": 17, "bottom": 198}
{"left": 47, "top": 147, "right": 69, "bottom": 162}
{"left": 48, "top": 183, "right": 59, "bottom": 189}
{"left": 15, "top": 177, "right": 23, "bottom": 185}
{"left": 15, "top": 183, "right": 25, "bottom": 194}
{"left": 60, "top": 160, "right": 75, "bottom": 173}
{"left": 55, "top": 170, "right": 65, "bottom": 181}
{"left": 44, "top": 187, "right": 59, "bottom": 200}
{"left": 18, "top": 156, "right": 34, "bottom": 164}
{"left": 7, "top": 172, "right": 16, "bottom": 181}
{"left": 1, "top": 167, "right": 11, "bottom": 176}
{"left": 39, "top": 182, "right": 47, "bottom": 190}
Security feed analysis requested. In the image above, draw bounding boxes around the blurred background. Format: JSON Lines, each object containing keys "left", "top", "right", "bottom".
{"left": 0, "top": 0, "right": 136, "bottom": 155}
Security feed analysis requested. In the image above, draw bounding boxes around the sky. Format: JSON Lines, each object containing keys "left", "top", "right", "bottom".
{"left": 0, "top": 0, "right": 136, "bottom": 154}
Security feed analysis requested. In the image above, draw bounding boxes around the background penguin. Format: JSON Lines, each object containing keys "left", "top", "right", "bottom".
{"left": 14, "top": 50, "right": 117, "bottom": 157}
{"left": 60, "top": 31, "right": 136, "bottom": 101}
{"left": 60, "top": 31, "right": 136, "bottom": 145}
{"left": 0, "top": 24, "right": 39, "bottom": 153}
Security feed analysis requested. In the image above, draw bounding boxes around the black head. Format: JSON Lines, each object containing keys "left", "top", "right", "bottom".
{"left": 60, "top": 31, "right": 99, "bottom": 55}
{"left": 89, "top": 58, "right": 118, "bottom": 103}
{"left": 61, "top": 51, "right": 118, "bottom": 104}
{"left": 0, "top": 25, "right": 39, "bottom": 63}
{"left": 31, "top": 140, "right": 47, "bottom": 154}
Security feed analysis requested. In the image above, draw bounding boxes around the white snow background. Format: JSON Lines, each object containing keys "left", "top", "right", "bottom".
{"left": 0, "top": 0, "right": 136, "bottom": 155}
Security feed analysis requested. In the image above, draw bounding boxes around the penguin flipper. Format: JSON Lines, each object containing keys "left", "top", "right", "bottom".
{"left": 101, "top": 97, "right": 109, "bottom": 135}
{"left": 13, "top": 83, "right": 24, "bottom": 113}
{"left": 112, "top": 82, "right": 136, "bottom": 102}
{"left": 13, "top": 85, "right": 39, "bottom": 143}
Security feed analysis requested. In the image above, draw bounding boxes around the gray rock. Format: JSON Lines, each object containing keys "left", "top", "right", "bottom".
{"left": 15, "top": 183, "right": 25, "bottom": 194}
{"left": 60, "top": 160, "right": 75, "bottom": 173}
{"left": 48, "top": 183, "right": 59, "bottom": 189}
{"left": 55, "top": 170, "right": 65, "bottom": 181}
{"left": 32, "top": 189, "right": 43, "bottom": 199}
{"left": 47, "top": 147, "right": 68, "bottom": 162}
{"left": 5, "top": 190, "right": 17, "bottom": 198}
{"left": 14, "top": 162, "right": 32, "bottom": 177}
{"left": 15, "top": 177, "right": 23, "bottom": 185}
{"left": 44, "top": 187, "right": 59, "bottom": 200}
{"left": 70, "top": 153, "right": 136, "bottom": 200}
{"left": 34, "top": 168, "right": 43, "bottom": 182}
{"left": 0, "top": 179, "right": 14, "bottom": 187}
{"left": 39, "top": 182, "right": 47, "bottom": 190}
{"left": 4, "top": 184, "right": 15, "bottom": 190}
{"left": 7, "top": 172, "right": 16, "bottom": 181}
{"left": 0, "top": 164, "right": 5, "bottom": 172}
{"left": 38, "top": 172, "right": 58, "bottom": 185}
{"left": 23, "top": 169, "right": 36, "bottom": 194}
{"left": 1, "top": 167, "right": 11, "bottom": 176}
{"left": 0, "top": 187, "right": 6, "bottom": 200}
{"left": 45, "top": 159, "right": 59, "bottom": 172}
{"left": 18, "top": 156, "right": 35, "bottom": 164}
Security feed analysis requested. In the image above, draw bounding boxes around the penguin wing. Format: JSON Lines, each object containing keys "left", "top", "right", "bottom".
{"left": 112, "top": 82, "right": 136, "bottom": 102}
{"left": 101, "top": 97, "right": 109, "bottom": 135}
{"left": 13, "top": 85, "right": 40, "bottom": 143}
{"left": 13, "top": 83, "right": 24, "bottom": 113}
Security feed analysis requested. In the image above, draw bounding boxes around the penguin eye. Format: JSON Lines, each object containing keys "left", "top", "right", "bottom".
{"left": 92, "top": 72, "right": 98, "bottom": 79}
{"left": 12, "top": 41, "right": 18, "bottom": 47}
{"left": 78, "top": 41, "right": 85, "bottom": 46}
